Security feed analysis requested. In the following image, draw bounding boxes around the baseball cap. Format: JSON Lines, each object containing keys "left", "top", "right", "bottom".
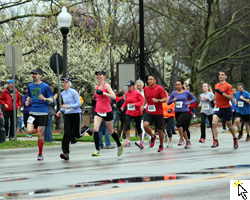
{"left": 126, "top": 80, "right": 135, "bottom": 86}
{"left": 61, "top": 77, "right": 72, "bottom": 83}
{"left": 31, "top": 68, "right": 43, "bottom": 75}
{"left": 95, "top": 69, "right": 106, "bottom": 75}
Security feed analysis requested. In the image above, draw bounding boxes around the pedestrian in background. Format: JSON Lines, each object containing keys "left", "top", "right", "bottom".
{"left": 22, "top": 92, "right": 32, "bottom": 137}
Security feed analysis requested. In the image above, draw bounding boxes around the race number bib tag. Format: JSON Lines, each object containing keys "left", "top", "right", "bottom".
{"left": 128, "top": 104, "right": 135, "bottom": 111}
{"left": 27, "top": 116, "right": 35, "bottom": 124}
{"left": 175, "top": 101, "right": 183, "bottom": 108}
{"left": 213, "top": 107, "right": 219, "bottom": 112}
{"left": 148, "top": 105, "right": 156, "bottom": 112}
{"left": 65, "top": 103, "right": 74, "bottom": 112}
{"left": 238, "top": 101, "right": 244, "bottom": 107}
{"left": 202, "top": 104, "right": 209, "bottom": 110}
{"left": 97, "top": 113, "right": 107, "bottom": 117}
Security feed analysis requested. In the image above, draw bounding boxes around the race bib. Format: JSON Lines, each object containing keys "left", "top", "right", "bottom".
{"left": 27, "top": 116, "right": 35, "bottom": 124}
{"left": 202, "top": 104, "right": 209, "bottom": 110}
{"left": 148, "top": 105, "right": 156, "bottom": 112}
{"left": 213, "top": 106, "right": 219, "bottom": 112}
{"left": 97, "top": 112, "right": 107, "bottom": 117}
{"left": 175, "top": 101, "right": 183, "bottom": 108}
{"left": 238, "top": 101, "right": 244, "bottom": 107}
{"left": 65, "top": 103, "right": 74, "bottom": 112}
{"left": 128, "top": 104, "right": 135, "bottom": 111}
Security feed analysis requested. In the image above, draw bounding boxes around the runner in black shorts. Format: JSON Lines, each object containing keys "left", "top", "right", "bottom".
{"left": 142, "top": 75, "right": 167, "bottom": 152}
{"left": 212, "top": 70, "right": 238, "bottom": 149}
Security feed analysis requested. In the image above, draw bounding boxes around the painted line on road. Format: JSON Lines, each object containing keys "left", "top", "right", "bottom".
{"left": 37, "top": 171, "right": 250, "bottom": 200}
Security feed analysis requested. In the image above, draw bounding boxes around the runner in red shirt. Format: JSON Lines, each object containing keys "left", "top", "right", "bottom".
{"left": 142, "top": 75, "right": 167, "bottom": 152}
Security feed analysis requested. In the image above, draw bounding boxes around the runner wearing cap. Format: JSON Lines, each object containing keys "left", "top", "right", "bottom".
{"left": 56, "top": 77, "right": 92, "bottom": 160}
{"left": 142, "top": 75, "right": 167, "bottom": 152}
{"left": 121, "top": 80, "right": 144, "bottom": 149}
{"left": 212, "top": 70, "right": 238, "bottom": 149}
{"left": 25, "top": 68, "right": 53, "bottom": 161}
{"left": 92, "top": 69, "right": 124, "bottom": 156}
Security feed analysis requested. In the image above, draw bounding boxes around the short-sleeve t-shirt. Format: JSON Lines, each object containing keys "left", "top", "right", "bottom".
{"left": 214, "top": 82, "right": 233, "bottom": 108}
{"left": 144, "top": 84, "right": 166, "bottom": 115}
{"left": 235, "top": 90, "right": 250, "bottom": 115}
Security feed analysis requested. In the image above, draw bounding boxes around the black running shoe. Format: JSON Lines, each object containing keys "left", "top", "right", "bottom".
{"left": 60, "top": 153, "right": 69, "bottom": 160}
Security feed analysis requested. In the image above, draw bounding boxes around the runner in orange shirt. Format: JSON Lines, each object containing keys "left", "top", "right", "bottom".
{"left": 212, "top": 70, "right": 238, "bottom": 149}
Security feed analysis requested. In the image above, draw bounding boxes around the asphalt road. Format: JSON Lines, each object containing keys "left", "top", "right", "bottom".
{"left": 0, "top": 127, "right": 249, "bottom": 200}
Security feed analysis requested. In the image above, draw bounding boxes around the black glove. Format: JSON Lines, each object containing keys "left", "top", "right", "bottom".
{"left": 210, "top": 100, "right": 215, "bottom": 108}
{"left": 215, "top": 89, "right": 223, "bottom": 95}
{"left": 167, "top": 109, "right": 172, "bottom": 113}
{"left": 96, "top": 89, "right": 103, "bottom": 95}
{"left": 92, "top": 99, "right": 97, "bottom": 106}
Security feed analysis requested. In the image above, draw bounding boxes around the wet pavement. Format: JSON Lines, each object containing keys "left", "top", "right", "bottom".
{"left": 0, "top": 126, "right": 250, "bottom": 200}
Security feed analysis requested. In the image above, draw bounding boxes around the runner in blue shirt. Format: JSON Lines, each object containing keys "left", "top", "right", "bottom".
{"left": 234, "top": 83, "right": 250, "bottom": 141}
{"left": 25, "top": 68, "right": 53, "bottom": 161}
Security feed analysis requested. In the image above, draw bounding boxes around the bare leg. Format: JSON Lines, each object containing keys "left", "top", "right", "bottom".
{"left": 177, "top": 127, "right": 183, "bottom": 140}
{"left": 236, "top": 117, "right": 242, "bottom": 132}
{"left": 212, "top": 115, "right": 220, "bottom": 140}
{"left": 143, "top": 121, "right": 154, "bottom": 138}
{"left": 157, "top": 129, "right": 164, "bottom": 146}
{"left": 126, "top": 130, "right": 130, "bottom": 141}
{"left": 226, "top": 120, "right": 236, "bottom": 138}
{"left": 93, "top": 115, "right": 103, "bottom": 132}
{"left": 37, "top": 126, "right": 44, "bottom": 140}
{"left": 245, "top": 122, "right": 249, "bottom": 134}
{"left": 183, "top": 131, "right": 189, "bottom": 142}
{"left": 27, "top": 123, "right": 34, "bottom": 135}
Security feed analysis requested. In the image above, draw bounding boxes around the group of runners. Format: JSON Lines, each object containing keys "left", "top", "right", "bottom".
{"left": 24, "top": 68, "right": 249, "bottom": 161}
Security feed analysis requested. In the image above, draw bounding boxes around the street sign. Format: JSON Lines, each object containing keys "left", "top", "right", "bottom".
{"left": 5, "top": 45, "right": 22, "bottom": 74}
{"left": 50, "top": 53, "right": 63, "bottom": 74}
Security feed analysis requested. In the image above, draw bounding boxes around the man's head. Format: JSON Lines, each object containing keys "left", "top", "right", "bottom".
{"left": 219, "top": 70, "right": 227, "bottom": 82}
{"left": 8, "top": 80, "right": 14, "bottom": 89}
{"left": 237, "top": 83, "right": 244, "bottom": 92}
{"left": 136, "top": 79, "right": 144, "bottom": 91}
{"left": 31, "top": 68, "right": 43, "bottom": 82}
{"left": 147, "top": 74, "right": 156, "bottom": 86}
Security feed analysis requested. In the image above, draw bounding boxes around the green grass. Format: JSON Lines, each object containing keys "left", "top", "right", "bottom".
{"left": 0, "top": 141, "right": 60, "bottom": 149}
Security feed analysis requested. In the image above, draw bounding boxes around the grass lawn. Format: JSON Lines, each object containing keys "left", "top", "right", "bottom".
{"left": 0, "top": 140, "right": 60, "bottom": 149}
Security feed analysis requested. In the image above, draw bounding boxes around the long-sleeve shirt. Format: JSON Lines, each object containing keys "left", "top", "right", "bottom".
{"left": 122, "top": 90, "right": 144, "bottom": 117}
{"left": 22, "top": 93, "right": 32, "bottom": 114}
{"left": 199, "top": 92, "right": 214, "bottom": 115}
{"left": 168, "top": 90, "right": 196, "bottom": 112}
{"left": 60, "top": 88, "right": 81, "bottom": 114}
{"left": 0, "top": 87, "right": 21, "bottom": 111}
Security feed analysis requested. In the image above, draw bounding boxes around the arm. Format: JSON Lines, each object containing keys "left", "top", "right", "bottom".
{"left": 167, "top": 92, "right": 174, "bottom": 105}
{"left": 133, "top": 93, "right": 144, "bottom": 107}
{"left": 222, "top": 93, "right": 233, "bottom": 101}
{"left": 103, "top": 83, "right": 116, "bottom": 100}
{"left": 239, "top": 95, "right": 250, "bottom": 103}
{"left": 66, "top": 90, "right": 81, "bottom": 109}
{"left": 141, "top": 97, "right": 147, "bottom": 111}
{"left": 186, "top": 92, "right": 196, "bottom": 105}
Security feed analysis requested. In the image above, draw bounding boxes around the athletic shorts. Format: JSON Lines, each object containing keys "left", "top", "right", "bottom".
{"left": 236, "top": 112, "right": 250, "bottom": 123}
{"left": 27, "top": 114, "right": 48, "bottom": 128}
{"left": 94, "top": 111, "right": 113, "bottom": 121}
{"left": 213, "top": 106, "right": 232, "bottom": 121}
{"left": 144, "top": 113, "right": 163, "bottom": 130}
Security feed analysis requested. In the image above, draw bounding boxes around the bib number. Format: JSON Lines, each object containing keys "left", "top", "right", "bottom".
{"left": 202, "top": 104, "right": 209, "bottom": 110}
{"left": 238, "top": 101, "right": 244, "bottom": 107}
{"left": 128, "top": 104, "right": 135, "bottom": 111}
{"left": 213, "top": 106, "right": 219, "bottom": 112}
{"left": 97, "top": 113, "right": 107, "bottom": 117}
{"left": 175, "top": 101, "right": 183, "bottom": 108}
{"left": 27, "top": 116, "right": 35, "bottom": 124}
{"left": 148, "top": 105, "right": 156, "bottom": 112}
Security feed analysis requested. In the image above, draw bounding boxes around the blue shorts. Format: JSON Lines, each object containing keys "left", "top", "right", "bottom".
{"left": 213, "top": 107, "right": 232, "bottom": 121}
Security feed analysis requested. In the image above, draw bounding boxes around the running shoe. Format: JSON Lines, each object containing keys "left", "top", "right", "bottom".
{"left": 124, "top": 141, "right": 131, "bottom": 147}
{"left": 166, "top": 142, "right": 173, "bottom": 148}
{"left": 211, "top": 139, "right": 219, "bottom": 148}
{"left": 238, "top": 133, "right": 243, "bottom": 140}
{"left": 184, "top": 142, "right": 191, "bottom": 149}
{"left": 158, "top": 145, "right": 164, "bottom": 152}
{"left": 86, "top": 124, "right": 93, "bottom": 136}
{"left": 178, "top": 139, "right": 184, "bottom": 146}
{"left": 199, "top": 138, "right": 205, "bottom": 143}
{"left": 246, "top": 135, "right": 250, "bottom": 141}
{"left": 37, "top": 154, "right": 44, "bottom": 161}
{"left": 222, "top": 129, "right": 226, "bottom": 133}
{"left": 9, "top": 137, "right": 13, "bottom": 141}
{"left": 60, "top": 153, "right": 69, "bottom": 160}
{"left": 150, "top": 135, "right": 157, "bottom": 148}
{"left": 135, "top": 141, "right": 144, "bottom": 150}
{"left": 105, "top": 145, "right": 115, "bottom": 149}
{"left": 92, "top": 150, "right": 101, "bottom": 156}
{"left": 117, "top": 142, "right": 124, "bottom": 156}
{"left": 233, "top": 138, "right": 239, "bottom": 149}
{"left": 28, "top": 134, "right": 32, "bottom": 138}
{"left": 164, "top": 134, "right": 168, "bottom": 142}
{"left": 26, "top": 134, "right": 29, "bottom": 137}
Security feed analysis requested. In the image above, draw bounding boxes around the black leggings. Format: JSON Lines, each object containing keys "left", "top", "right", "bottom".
{"left": 175, "top": 112, "right": 190, "bottom": 133}
{"left": 200, "top": 113, "right": 213, "bottom": 139}
{"left": 164, "top": 117, "right": 174, "bottom": 138}
{"left": 186, "top": 114, "right": 193, "bottom": 140}
{"left": 125, "top": 115, "right": 142, "bottom": 134}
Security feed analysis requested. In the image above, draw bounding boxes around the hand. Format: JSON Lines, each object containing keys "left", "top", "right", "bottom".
{"left": 121, "top": 107, "right": 124, "bottom": 111}
{"left": 54, "top": 93, "right": 58, "bottom": 99}
{"left": 167, "top": 109, "right": 172, "bottom": 113}
{"left": 38, "top": 94, "right": 45, "bottom": 101}
{"left": 25, "top": 101, "right": 29, "bottom": 107}
{"left": 198, "top": 104, "right": 201, "bottom": 107}
{"left": 141, "top": 106, "right": 144, "bottom": 111}
{"left": 61, "top": 105, "right": 68, "bottom": 109}
{"left": 56, "top": 111, "right": 61, "bottom": 117}
{"left": 240, "top": 96, "right": 244, "bottom": 100}
{"left": 96, "top": 89, "right": 103, "bottom": 95}
{"left": 173, "top": 98, "right": 178, "bottom": 102}
{"left": 4, "top": 104, "right": 9, "bottom": 109}
{"left": 215, "top": 89, "right": 223, "bottom": 95}
{"left": 185, "top": 102, "right": 190, "bottom": 107}
{"left": 152, "top": 98, "right": 158, "bottom": 103}
{"left": 203, "top": 96, "right": 208, "bottom": 100}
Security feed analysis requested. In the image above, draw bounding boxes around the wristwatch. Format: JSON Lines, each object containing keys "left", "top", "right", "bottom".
{"left": 158, "top": 99, "right": 160, "bottom": 103}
